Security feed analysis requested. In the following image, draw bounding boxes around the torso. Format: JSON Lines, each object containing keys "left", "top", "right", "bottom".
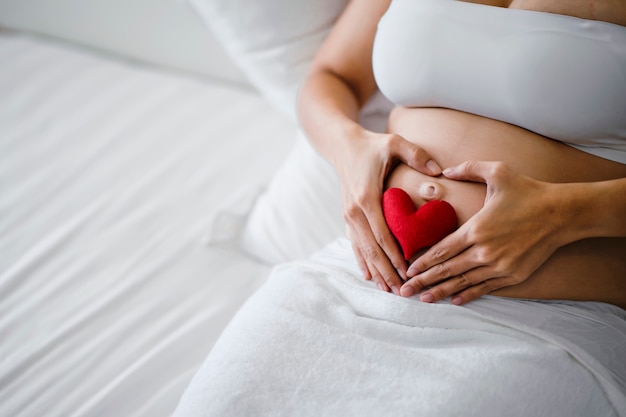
{"left": 386, "top": 107, "right": 626, "bottom": 308}
{"left": 373, "top": 0, "right": 626, "bottom": 163}
{"left": 378, "top": 0, "right": 626, "bottom": 307}
{"left": 387, "top": 107, "right": 626, "bottom": 224}
{"left": 380, "top": 0, "right": 626, "bottom": 211}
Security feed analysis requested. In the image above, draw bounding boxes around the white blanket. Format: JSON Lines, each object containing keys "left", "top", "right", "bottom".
{"left": 175, "top": 238, "right": 626, "bottom": 417}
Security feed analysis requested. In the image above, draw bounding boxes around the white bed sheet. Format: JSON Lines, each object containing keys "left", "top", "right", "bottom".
{"left": 0, "top": 33, "right": 295, "bottom": 417}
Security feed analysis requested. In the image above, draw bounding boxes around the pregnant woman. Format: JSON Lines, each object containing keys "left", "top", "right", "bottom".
{"left": 174, "top": 1, "right": 626, "bottom": 415}
{"left": 298, "top": 0, "right": 626, "bottom": 307}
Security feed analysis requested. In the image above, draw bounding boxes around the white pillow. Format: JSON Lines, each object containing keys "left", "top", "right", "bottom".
{"left": 241, "top": 131, "right": 344, "bottom": 264}
{"left": 241, "top": 93, "right": 394, "bottom": 264}
{"left": 187, "top": 0, "right": 349, "bottom": 119}
{"left": 189, "top": 0, "right": 395, "bottom": 263}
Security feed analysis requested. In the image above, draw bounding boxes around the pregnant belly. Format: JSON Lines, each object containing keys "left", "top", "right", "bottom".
{"left": 386, "top": 106, "right": 626, "bottom": 307}
{"left": 388, "top": 106, "right": 626, "bottom": 182}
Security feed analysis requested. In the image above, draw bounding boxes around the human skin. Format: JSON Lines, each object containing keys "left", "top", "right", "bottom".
{"left": 385, "top": 107, "right": 626, "bottom": 308}
{"left": 297, "top": 0, "right": 626, "bottom": 303}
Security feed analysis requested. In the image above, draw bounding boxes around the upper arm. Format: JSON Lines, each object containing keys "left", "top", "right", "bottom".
{"left": 307, "top": 0, "right": 510, "bottom": 109}
{"left": 308, "top": 0, "right": 392, "bottom": 108}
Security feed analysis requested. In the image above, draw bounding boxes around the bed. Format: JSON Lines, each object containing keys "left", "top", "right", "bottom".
{"left": 1, "top": 1, "right": 297, "bottom": 415}
{"left": 2, "top": 0, "right": 625, "bottom": 416}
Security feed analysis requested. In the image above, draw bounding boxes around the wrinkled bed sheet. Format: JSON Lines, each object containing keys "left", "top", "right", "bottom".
{"left": 0, "top": 34, "right": 295, "bottom": 417}
{"left": 175, "top": 238, "right": 626, "bottom": 417}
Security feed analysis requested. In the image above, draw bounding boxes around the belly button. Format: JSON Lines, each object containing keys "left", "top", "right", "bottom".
{"left": 419, "top": 182, "right": 443, "bottom": 201}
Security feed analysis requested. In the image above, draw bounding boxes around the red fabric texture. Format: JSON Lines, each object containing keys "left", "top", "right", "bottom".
{"left": 382, "top": 188, "right": 458, "bottom": 261}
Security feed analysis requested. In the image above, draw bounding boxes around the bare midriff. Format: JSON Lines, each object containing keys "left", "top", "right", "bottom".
{"left": 386, "top": 107, "right": 626, "bottom": 307}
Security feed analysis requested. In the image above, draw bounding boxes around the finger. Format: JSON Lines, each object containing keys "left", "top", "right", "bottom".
{"left": 418, "top": 268, "right": 487, "bottom": 303}
{"left": 358, "top": 232, "right": 399, "bottom": 293}
{"left": 346, "top": 218, "right": 373, "bottom": 280}
{"left": 443, "top": 160, "right": 504, "bottom": 184}
{"left": 450, "top": 276, "right": 510, "bottom": 305}
{"left": 368, "top": 262, "right": 391, "bottom": 293}
{"left": 406, "top": 225, "right": 472, "bottom": 277}
{"left": 362, "top": 205, "right": 407, "bottom": 293}
{"left": 368, "top": 200, "right": 408, "bottom": 275}
{"left": 350, "top": 238, "right": 371, "bottom": 280}
{"left": 401, "top": 246, "right": 479, "bottom": 298}
{"left": 344, "top": 181, "right": 404, "bottom": 292}
{"left": 356, "top": 238, "right": 390, "bottom": 292}
{"left": 349, "top": 209, "right": 396, "bottom": 292}
{"left": 389, "top": 134, "right": 442, "bottom": 176}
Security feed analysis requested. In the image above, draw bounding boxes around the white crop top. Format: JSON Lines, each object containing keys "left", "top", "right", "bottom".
{"left": 372, "top": 0, "right": 626, "bottom": 164}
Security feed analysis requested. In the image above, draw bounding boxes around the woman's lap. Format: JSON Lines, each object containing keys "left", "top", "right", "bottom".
{"left": 174, "top": 239, "right": 625, "bottom": 416}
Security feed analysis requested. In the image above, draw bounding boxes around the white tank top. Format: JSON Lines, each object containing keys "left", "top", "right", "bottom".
{"left": 373, "top": 0, "right": 626, "bottom": 164}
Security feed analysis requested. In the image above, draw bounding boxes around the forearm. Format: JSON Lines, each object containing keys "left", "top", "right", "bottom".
{"left": 296, "top": 0, "right": 390, "bottom": 164}
{"left": 297, "top": 69, "right": 368, "bottom": 164}
{"left": 491, "top": 179, "right": 626, "bottom": 307}
{"left": 492, "top": 237, "right": 626, "bottom": 308}
{"left": 503, "top": 178, "right": 626, "bottom": 307}
{"left": 565, "top": 178, "right": 626, "bottom": 241}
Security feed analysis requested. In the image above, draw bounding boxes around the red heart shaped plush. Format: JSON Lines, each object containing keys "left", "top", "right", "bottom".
{"left": 383, "top": 188, "right": 458, "bottom": 261}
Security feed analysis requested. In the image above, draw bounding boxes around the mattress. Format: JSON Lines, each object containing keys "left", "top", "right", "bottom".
{"left": 0, "top": 33, "right": 296, "bottom": 417}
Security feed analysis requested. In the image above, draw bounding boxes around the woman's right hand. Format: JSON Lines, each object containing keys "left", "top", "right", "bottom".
{"left": 336, "top": 126, "right": 442, "bottom": 295}
{"left": 293, "top": 0, "right": 439, "bottom": 293}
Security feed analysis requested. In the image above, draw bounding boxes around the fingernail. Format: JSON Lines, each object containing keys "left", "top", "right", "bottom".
{"left": 377, "top": 282, "right": 387, "bottom": 291}
{"left": 391, "top": 286, "right": 400, "bottom": 295}
{"left": 420, "top": 293, "right": 434, "bottom": 303}
{"left": 452, "top": 296, "right": 463, "bottom": 305}
{"left": 407, "top": 267, "right": 417, "bottom": 277}
{"left": 396, "top": 268, "right": 406, "bottom": 281}
{"left": 443, "top": 167, "right": 453, "bottom": 176}
{"left": 426, "top": 160, "right": 442, "bottom": 175}
{"left": 400, "top": 285, "right": 414, "bottom": 297}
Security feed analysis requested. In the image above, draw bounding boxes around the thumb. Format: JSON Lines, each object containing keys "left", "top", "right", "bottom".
{"left": 442, "top": 160, "right": 496, "bottom": 184}
{"left": 391, "top": 135, "right": 442, "bottom": 176}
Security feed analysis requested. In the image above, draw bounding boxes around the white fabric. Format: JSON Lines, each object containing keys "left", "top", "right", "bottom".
{"left": 175, "top": 238, "right": 626, "bottom": 417}
{"left": 187, "top": 0, "right": 399, "bottom": 264}
{"left": 0, "top": 34, "right": 295, "bottom": 417}
{"left": 241, "top": 92, "right": 394, "bottom": 264}
{"left": 186, "top": 0, "right": 349, "bottom": 118}
{"left": 0, "top": 0, "right": 247, "bottom": 84}
{"left": 373, "top": 0, "right": 626, "bottom": 163}
{"left": 241, "top": 131, "right": 344, "bottom": 264}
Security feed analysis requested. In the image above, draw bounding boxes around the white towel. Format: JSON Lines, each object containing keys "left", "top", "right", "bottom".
{"left": 175, "top": 239, "right": 626, "bottom": 417}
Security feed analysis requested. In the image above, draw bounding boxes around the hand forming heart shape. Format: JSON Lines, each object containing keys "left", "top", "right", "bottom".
{"left": 382, "top": 188, "right": 458, "bottom": 261}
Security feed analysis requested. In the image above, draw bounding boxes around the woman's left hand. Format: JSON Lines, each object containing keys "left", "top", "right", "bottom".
{"left": 400, "top": 160, "right": 570, "bottom": 305}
